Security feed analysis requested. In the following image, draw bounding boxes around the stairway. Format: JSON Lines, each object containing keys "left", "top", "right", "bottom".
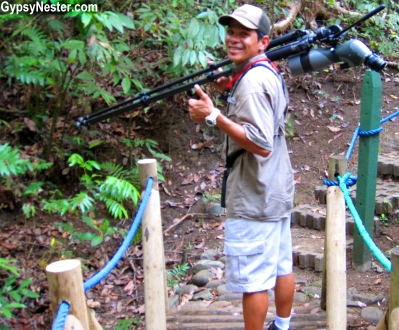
{"left": 165, "top": 152, "right": 399, "bottom": 330}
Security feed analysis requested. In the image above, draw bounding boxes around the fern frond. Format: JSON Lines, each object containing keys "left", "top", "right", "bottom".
{"left": 47, "top": 18, "right": 65, "bottom": 36}
{"left": 0, "top": 144, "right": 33, "bottom": 177}
{"left": 99, "top": 176, "right": 140, "bottom": 205}
{"left": 19, "top": 26, "right": 46, "bottom": 43}
{"left": 42, "top": 198, "right": 71, "bottom": 216}
{"left": 101, "top": 162, "right": 139, "bottom": 185}
{"left": 4, "top": 57, "right": 47, "bottom": 86}
{"left": 70, "top": 192, "right": 94, "bottom": 214}
{"left": 102, "top": 198, "right": 128, "bottom": 219}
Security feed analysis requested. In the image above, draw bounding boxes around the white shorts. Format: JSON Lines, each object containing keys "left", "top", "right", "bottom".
{"left": 223, "top": 216, "right": 293, "bottom": 293}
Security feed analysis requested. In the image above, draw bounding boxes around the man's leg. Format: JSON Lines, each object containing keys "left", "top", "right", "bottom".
{"left": 274, "top": 273, "right": 295, "bottom": 317}
{"left": 243, "top": 290, "right": 269, "bottom": 330}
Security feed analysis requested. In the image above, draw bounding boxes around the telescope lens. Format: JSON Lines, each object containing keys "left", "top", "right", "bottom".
{"left": 365, "top": 54, "right": 386, "bottom": 72}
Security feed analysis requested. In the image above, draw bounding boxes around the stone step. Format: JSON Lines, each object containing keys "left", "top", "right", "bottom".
{"left": 378, "top": 152, "right": 399, "bottom": 178}
{"left": 167, "top": 305, "right": 328, "bottom": 330}
{"left": 291, "top": 204, "right": 382, "bottom": 234}
{"left": 314, "top": 179, "right": 399, "bottom": 215}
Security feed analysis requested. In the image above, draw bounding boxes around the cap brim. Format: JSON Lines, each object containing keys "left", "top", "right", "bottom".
{"left": 218, "top": 14, "right": 258, "bottom": 30}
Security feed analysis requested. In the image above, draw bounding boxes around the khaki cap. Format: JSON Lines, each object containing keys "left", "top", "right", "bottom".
{"left": 219, "top": 4, "right": 270, "bottom": 35}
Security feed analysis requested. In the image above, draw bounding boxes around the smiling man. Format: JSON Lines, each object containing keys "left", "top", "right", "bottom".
{"left": 188, "top": 4, "right": 295, "bottom": 330}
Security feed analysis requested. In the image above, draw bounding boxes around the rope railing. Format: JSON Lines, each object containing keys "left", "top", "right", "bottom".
{"left": 51, "top": 177, "right": 154, "bottom": 330}
{"left": 338, "top": 173, "right": 392, "bottom": 271}
{"left": 51, "top": 301, "right": 70, "bottom": 330}
{"left": 324, "top": 110, "right": 399, "bottom": 273}
{"left": 345, "top": 109, "right": 399, "bottom": 161}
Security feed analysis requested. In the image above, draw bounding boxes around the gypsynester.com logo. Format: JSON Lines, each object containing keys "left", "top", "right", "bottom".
{"left": 1, "top": 1, "right": 98, "bottom": 15}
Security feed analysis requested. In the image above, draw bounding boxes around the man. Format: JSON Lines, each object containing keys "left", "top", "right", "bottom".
{"left": 188, "top": 4, "right": 294, "bottom": 330}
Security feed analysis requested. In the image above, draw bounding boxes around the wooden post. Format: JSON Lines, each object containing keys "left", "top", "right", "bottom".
{"left": 65, "top": 315, "right": 85, "bottom": 330}
{"left": 388, "top": 247, "right": 399, "bottom": 329}
{"left": 324, "top": 155, "right": 347, "bottom": 329}
{"left": 138, "top": 159, "right": 167, "bottom": 330}
{"left": 46, "top": 259, "right": 90, "bottom": 329}
{"left": 353, "top": 70, "right": 382, "bottom": 271}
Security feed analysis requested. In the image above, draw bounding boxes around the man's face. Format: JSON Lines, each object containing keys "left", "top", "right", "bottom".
{"left": 225, "top": 20, "right": 269, "bottom": 65}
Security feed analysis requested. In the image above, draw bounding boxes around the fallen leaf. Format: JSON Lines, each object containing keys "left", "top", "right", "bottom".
{"left": 24, "top": 118, "right": 36, "bottom": 132}
{"left": 181, "top": 174, "right": 193, "bottom": 185}
{"left": 390, "top": 94, "right": 397, "bottom": 99}
{"left": 87, "top": 34, "right": 96, "bottom": 46}
{"left": 165, "top": 200, "right": 179, "bottom": 208}
{"left": 87, "top": 299, "right": 101, "bottom": 308}
{"left": 210, "top": 267, "right": 224, "bottom": 279}
{"left": 327, "top": 126, "right": 341, "bottom": 133}
{"left": 310, "top": 307, "right": 320, "bottom": 314}
{"left": 194, "top": 239, "right": 205, "bottom": 249}
{"left": 328, "top": 132, "right": 343, "bottom": 143}
{"left": 124, "top": 281, "right": 136, "bottom": 295}
{"left": 137, "top": 304, "right": 145, "bottom": 314}
{"left": 209, "top": 222, "right": 220, "bottom": 229}
{"left": 161, "top": 184, "right": 172, "bottom": 196}
{"left": 177, "top": 293, "right": 193, "bottom": 310}
{"left": 357, "top": 301, "right": 367, "bottom": 308}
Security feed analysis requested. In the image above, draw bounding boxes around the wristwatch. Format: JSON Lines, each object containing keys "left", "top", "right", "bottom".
{"left": 205, "top": 108, "right": 220, "bottom": 126}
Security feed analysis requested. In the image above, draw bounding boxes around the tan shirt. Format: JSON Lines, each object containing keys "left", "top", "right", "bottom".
{"left": 224, "top": 54, "right": 294, "bottom": 221}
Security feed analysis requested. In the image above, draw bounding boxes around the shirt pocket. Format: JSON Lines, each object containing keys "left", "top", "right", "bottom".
{"left": 224, "top": 240, "right": 265, "bottom": 282}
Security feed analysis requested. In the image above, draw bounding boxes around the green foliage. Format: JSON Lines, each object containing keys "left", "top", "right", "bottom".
{"left": 202, "top": 191, "right": 221, "bottom": 203}
{"left": 166, "top": 263, "right": 190, "bottom": 290}
{"left": 0, "top": 144, "right": 33, "bottom": 177}
{"left": 0, "top": 144, "right": 52, "bottom": 218}
{"left": 55, "top": 216, "right": 121, "bottom": 247}
{"left": 0, "top": 259, "right": 39, "bottom": 318}
{"left": 120, "top": 137, "right": 171, "bottom": 181}
{"left": 115, "top": 317, "right": 142, "bottom": 330}
{"left": 42, "top": 154, "right": 140, "bottom": 220}
{"left": 285, "top": 116, "right": 295, "bottom": 140}
{"left": 133, "top": 0, "right": 228, "bottom": 75}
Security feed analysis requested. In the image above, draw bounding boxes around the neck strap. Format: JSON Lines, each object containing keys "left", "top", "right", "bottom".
{"left": 226, "top": 57, "right": 278, "bottom": 90}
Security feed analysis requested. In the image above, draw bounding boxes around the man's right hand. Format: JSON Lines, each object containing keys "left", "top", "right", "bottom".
{"left": 188, "top": 85, "right": 215, "bottom": 123}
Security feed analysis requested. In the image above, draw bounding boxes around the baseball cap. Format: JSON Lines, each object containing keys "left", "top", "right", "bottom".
{"left": 218, "top": 4, "right": 271, "bottom": 35}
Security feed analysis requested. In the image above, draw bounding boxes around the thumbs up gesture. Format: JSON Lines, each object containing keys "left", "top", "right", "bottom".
{"left": 188, "top": 85, "right": 215, "bottom": 123}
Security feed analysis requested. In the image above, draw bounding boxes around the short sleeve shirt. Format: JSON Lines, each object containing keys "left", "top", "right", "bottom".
{"left": 224, "top": 54, "right": 294, "bottom": 221}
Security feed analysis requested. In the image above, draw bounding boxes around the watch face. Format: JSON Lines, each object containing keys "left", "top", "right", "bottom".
{"left": 206, "top": 119, "right": 214, "bottom": 125}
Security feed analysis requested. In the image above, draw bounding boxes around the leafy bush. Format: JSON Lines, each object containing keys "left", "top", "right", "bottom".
{"left": 166, "top": 263, "right": 190, "bottom": 290}
{"left": 0, "top": 144, "right": 52, "bottom": 218}
{"left": 0, "top": 259, "right": 39, "bottom": 318}
{"left": 42, "top": 153, "right": 140, "bottom": 219}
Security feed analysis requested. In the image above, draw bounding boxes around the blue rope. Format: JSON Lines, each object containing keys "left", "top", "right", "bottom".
{"left": 358, "top": 127, "right": 383, "bottom": 136}
{"left": 381, "top": 109, "right": 399, "bottom": 124}
{"left": 324, "top": 175, "right": 357, "bottom": 187}
{"left": 52, "top": 301, "right": 70, "bottom": 330}
{"left": 83, "top": 177, "right": 154, "bottom": 291}
{"left": 346, "top": 126, "right": 360, "bottom": 161}
{"left": 345, "top": 110, "right": 399, "bottom": 161}
{"left": 337, "top": 173, "right": 391, "bottom": 272}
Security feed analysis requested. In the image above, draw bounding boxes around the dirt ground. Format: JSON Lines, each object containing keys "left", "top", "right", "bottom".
{"left": 1, "top": 63, "right": 399, "bottom": 329}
